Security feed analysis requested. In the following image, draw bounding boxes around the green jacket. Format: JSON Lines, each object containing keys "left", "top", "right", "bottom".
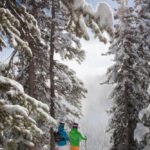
{"left": 69, "top": 128, "right": 86, "bottom": 147}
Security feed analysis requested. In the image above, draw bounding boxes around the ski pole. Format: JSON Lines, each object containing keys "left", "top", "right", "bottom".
{"left": 85, "top": 136, "right": 87, "bottom": 150}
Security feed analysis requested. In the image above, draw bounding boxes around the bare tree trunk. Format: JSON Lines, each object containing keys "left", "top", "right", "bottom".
{"left": 0, "top": 132, "right": 3, "bottom": 147}
{"left": 50, "top": 0, "right": 56, "bottom": 149}
{"left": 29, "top": 56, "right": 34, "bottom": 97}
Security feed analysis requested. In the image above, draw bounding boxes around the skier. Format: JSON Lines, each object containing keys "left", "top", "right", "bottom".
{"left": 17, "top": 0, "right": 21, "bottom": 6}
{"left": 69, "top": 123, "right": 87, "bottom": 150}
{"left": 57, "top": 122, "right": 70, "bottom": 150}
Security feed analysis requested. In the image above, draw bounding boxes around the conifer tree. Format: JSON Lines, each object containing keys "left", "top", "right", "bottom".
{"left": 15, "top": 0, "right": 87, "bottom": 149}
{"left": 16, "top": 0, "right": 50, "bottom": 104}
{"left": 25, "top": 0, "right": 87, "bottom": 125}
{"left": 48, "top": 0, "right": 87, "bottom": 149}
{"left": 0, "top": 1, "right": 56, "bottom": 149}
{"left": 15, "top": 0, "right": 52, "bottom": 149}
{"left": 12, "top": 1, "right": 114, "bottom": 149}
{"left": 0, "top": 0, "right": 32, "bottom": 57}
{"left": 134, "top": 0, "right": 150, "bottom": 94}
{"left": 61, "top": 0, "right": 114, "bottom": 43}
{"left": 134, "top": 0, "right": 150, "bottom": 149}
{"left": 106, "top": 0, "right": 149, "bottom": 149}
{"left": 0, "top": 63, "right": 56, "bottom": 150}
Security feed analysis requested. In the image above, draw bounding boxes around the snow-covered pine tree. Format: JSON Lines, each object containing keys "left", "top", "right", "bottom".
{"left": 0, "top": 1, "right": 57, "bottom": 149}
{"left": 134, "top": 0, "right": 150, "bottom": 97}
{"left": 134, "top": 0, "right": 150, "bottom": 149}
{"left": 15, "top": 0, "right": 87, "bottom": 149}
{"left": 0, "top": 63, "right": 56, "bottom": 150}
{"left": 106, "top": 0, "right": 149, "bottom": 149}
{"left": 51, "top": 0, "right": 87, "bottom": 124}
{"left": 0, "top": 0, "right": 42, "bottom": 99}
{"left": 15, "top": 0, "right": 52, "bottom": 149}
{"left": 9, "top": 0, "right": 46, "bottom": 99}
{"left": 42, "top": 1, "right": 113, "bottom": 149}
{"left": 54, "top": 62, "right": 87, "bottom": 125}
{"left": 26, "top": 1, "right": 52, "bottom": 149}
{"left": 48, "top": 0, "right": 87, "bottom": 149}
{"left": 16, "top": 0, "right": 51, "bottom": 106}
{"left": 1, "top": 0, "right": 44, "bottom": 99}
{"left": 16, "top": 0, "right": 50, "bottom": 111}
{"left": 0, "top": 0, "right": 32, "bottom": 57}
{"left": 139, "top": 105, "right": 150, "bottom": 150}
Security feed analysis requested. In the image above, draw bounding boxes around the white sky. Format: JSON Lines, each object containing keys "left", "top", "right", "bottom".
{"left": 76, "top": 34, "right": 114, "bottom": 149}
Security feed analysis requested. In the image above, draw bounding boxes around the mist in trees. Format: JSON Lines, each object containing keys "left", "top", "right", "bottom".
{"left": 0, "top": 0, "right": 150, "bottom": 150}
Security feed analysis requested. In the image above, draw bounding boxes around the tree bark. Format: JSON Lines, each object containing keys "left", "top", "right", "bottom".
{"left": 29, "top": 56, "right": 34, "bottom": 97}
{"left": 28, "top": 44, "right": 35, "bottom": 150}
{"left": 50, "top": 0, "right": 56, "bottom": 150}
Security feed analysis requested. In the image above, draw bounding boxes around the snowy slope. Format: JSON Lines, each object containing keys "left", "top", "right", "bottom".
{"left": 79, "top": 75, "right": 113, "bottom": 150}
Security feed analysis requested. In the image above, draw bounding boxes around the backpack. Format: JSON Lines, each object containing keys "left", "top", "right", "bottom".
{"left": 53, "top": 131, "right": 65, "bottom": 142}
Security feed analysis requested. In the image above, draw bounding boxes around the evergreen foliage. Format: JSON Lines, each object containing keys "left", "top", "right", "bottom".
{"left": 14, "top": 0, "right": 87, "bottom": 149}
{"left": 0, "top": 1, "right": 56, "bottom": 149}
{"left": 0, "top": 63, "right": 56, "bottom": 150}
{"left": 134, "top": 0, "right": 150, "bottom": 149}
{"left": 0, "top": 0, "right": 115, "bottom": 149}
{"left": 24, "top": 0, "right": 87, "bottom": 126}
{"left": 61, "top": 0, "right": 114, "bottom": 43}
{"left": 106, "top": 0, "right": 150, "bottom": 149}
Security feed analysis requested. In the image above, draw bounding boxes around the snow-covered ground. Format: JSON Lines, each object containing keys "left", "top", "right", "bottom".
{"left": 79, "top": 74, "right": 113, "bottom": 150}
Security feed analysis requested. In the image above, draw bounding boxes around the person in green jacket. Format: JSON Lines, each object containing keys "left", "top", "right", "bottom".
{"left": 69, "top": 123, "right": 87, "bottom": 150}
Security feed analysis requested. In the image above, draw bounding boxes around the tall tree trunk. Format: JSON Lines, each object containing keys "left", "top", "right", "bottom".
{"left": 50, "top": 0, "right": 56, "bottom": 149}
{"left": 29, "top": 50, "right": 35, "bottom": 150}
{"left": 29, "top": 1, "right": 36, "bottom": 149}
{"left": 29, "top": 56, "right": 34, "bottom": 97}
{"left": 0, "top": 132, "right": 3, "bottom": 148}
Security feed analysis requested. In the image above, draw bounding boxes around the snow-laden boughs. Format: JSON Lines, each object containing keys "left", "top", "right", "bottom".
{"left": 61, "top": 0, "right": 114, "bottom": 43}
{"left": 54, "top": 32, "right": 85, "bottom": 63}
{"left": 106, "top": 0, "right": 150, "bottom": 150}
{"left": 54, "top": 62, "right": 87, "bottom": 125}
{"left": 24, "top": 0, "right": 87, "bottom": 125}
{"left": 137, "top": 104, "right": 150, "bottom": 150}
{"left": 0, "top": 0, "right": 44, "bottom": 57}
{"left": 134, "top": 0, "right": 150, "bottom": 149}
{"left": 0, "top": 63, "right": 57, "bottom": 150}
{"left": 16, "top": 0, "right": 50, "bottom": 97}
{"left": 16, "top": 0, "right": 85, "bottom": 149}
{"left": 0, "top": 7, "right": 32, "bottom": 56}
{"left": 15, "top": 0, "right": 54, "bottom": 149}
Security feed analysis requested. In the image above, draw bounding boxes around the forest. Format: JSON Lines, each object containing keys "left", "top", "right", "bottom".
{"left": 0, "top": 0, "right": 150, "bottom": 150}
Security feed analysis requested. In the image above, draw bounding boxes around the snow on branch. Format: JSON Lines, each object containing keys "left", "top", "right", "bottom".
{"left": 0, "top": 75, "right": 57, "bottom": 125}
{"left": 61, "top": 0, "right": 114, "bottom": 43}
{"left": 0, "top": 74, "right": 57, "bottom": 134}
{"left": 0, "top": 8, "right": 32, "bottom": 56}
